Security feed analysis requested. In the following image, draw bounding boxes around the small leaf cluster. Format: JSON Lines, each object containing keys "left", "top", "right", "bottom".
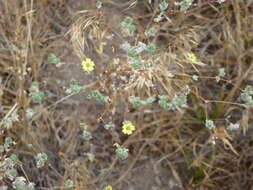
{"left": 215, "top": 68, "right": 226, "bottom": 82}
{"left": 80, "top": 123, "right": 92, "bottom": 141}
{"left": 103, "top": 123, "right": 115, "bottom": 130}
{"left": 114, "top": 143, "right": 129, "bottom": 160}
{"left": 120, "top": 41, "right": 156, "bottom": 69}
{"left": 128, "top": 96, "right": 156, "bottom": 108}
{"left": 82, "top": 130, "right": 93, "bottom": 141}
{"left": 0, "top": 137, "right": 35, "bottom": 190}
{"left": 121, "top": 17, "right": 136, "bottom": 36}
{"left": 240, "top": 85, "right": 253, "bottom": 105}
{"left": 48, "top": 53, "right": 60, "bottom": 65}
{"left": 66, "top": 80, "right": 108, "bottom": 103}
{"left": 176, "top": 0, "right": 193, "bottom": 11}
{"left": 227, "top": 123, "right": 240, "bottom": 131}
{"left": 96, "top": 1, "right": 102, "bottom": 9}
{"left": 1, "top": 137, "right": 15, "bottom": 151}
{"left": 12, "top": 177, "right": 35, "bottom": 190}
{"left": 205, "top": 120, "right": 216, "bottom": 130}
{"left": 66, "top": 79, "right": 85, "bottom": 94}
{"left": 29, "top": 82, "right": 45, "bottom": 103}
{"left": 1, "top": 110, "right": 19, "bottom": 129}
{"left": 35, "top": 153, "right": 48, "bottom": 168}
{"left": 1, "top": 138, "right": 18, "bottom": 181}
{"left": 158, "top": 86, "right": 190, "bottom": 110}
{"left": 154, "top": 1, "right": 168, "bottom": 22}
{"left": 65, "top": 179, "right": 74, "bottom": 188}
{"left": 88, "top": 90, "right": 109, "bottom": 103}
{"left": 25, "top": 108, "right": 36, "bottom": 119}
{"left": 145, "top": 28, "right": 157, "bottom": 37}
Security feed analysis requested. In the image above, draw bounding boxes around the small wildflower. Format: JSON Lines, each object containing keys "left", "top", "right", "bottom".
{"left": 186, "top": 52, "right": 197, "bottom": 62}
{"left": 122, "top": 121, "right": 135, "bottom": 135}
{"left": 205, "top": 120, "right": 216, "bottom": 130}
{"left": 81, "top": 58, "right": 95, "bottom": 72}
{"left": 103, "top": 185, "right": 112, "bottom": 190}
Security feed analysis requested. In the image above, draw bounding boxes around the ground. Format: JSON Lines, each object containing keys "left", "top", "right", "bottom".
{"left": 1, "top": 0, "right": 253, "bottom": 190}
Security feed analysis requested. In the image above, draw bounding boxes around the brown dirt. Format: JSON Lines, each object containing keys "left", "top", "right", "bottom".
{"left": 1, "top": 0, "right": 253, "bottom": 190}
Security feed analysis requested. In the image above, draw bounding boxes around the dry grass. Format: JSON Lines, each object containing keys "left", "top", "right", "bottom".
{"left": 1, "top": 0, "right": 253, "bottom": 190}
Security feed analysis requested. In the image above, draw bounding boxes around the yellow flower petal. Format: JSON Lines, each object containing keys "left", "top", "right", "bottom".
{"left": 103, "top": 185, "right": 112, "bottom": 190}
{"left": 81, "top": 58, "right": 95, "bottom": 72}
{"left": 122, "top": 122, "right": 135, "bottom": 135}
{"left": 186, "top": 53, "right": 197, "bottom": 62}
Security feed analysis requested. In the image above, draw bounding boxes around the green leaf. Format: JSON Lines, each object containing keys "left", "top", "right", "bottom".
{"left": 96, "top": 1, "right": 102, "bottom": 9}
{"left": 179, "top": 0, "right": 193, "bottom": 11}
{"left": 48, "top": 54, "right": 60, "bottom": 65}
{"left": 159, "top": 1, "right": 169, "bottom": 11}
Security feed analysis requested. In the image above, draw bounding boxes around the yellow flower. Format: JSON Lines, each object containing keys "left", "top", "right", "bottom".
{"left": 81, "top": 58, "right": 95, "bottom": 72}
{"left": 103, "top": 185, "right": 112, "bottom": 190}
{"left": 122, "top": 121, "right": 135, "bottom": 135}
{"left": 186, "top": 52, "right": 197, "bottom": 62}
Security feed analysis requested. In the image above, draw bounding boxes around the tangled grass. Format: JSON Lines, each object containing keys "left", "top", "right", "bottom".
{"left": 1, "top": 0, "right": 253, "bottom": 190}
